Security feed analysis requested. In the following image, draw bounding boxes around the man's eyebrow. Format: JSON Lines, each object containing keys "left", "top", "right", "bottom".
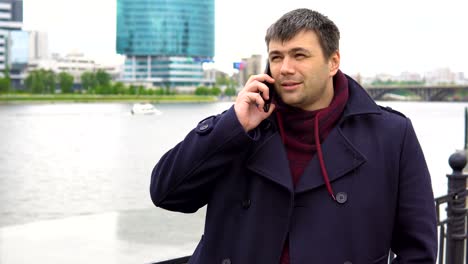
{"left": 268, "top": 47, "right": 311, "bottom": 56}
{"left": 268, "top": 50, "right": 282, "bottom": 57}
{"left": 289, "top": 47, "right": 311, "bottom": 54}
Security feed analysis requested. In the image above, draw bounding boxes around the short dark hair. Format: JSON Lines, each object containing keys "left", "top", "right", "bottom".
{"left": 265, "top": 8, "right": 340, "bottom": 59}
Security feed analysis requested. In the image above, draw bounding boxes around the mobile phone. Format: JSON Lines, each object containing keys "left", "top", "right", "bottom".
{"left": 262, "top": 62, "right": 274, "bottom": 112}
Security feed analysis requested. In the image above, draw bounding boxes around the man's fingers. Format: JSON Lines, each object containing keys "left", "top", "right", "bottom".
{"left": 246, "top": 73, "right": 275, "bottom": 84}
{"left": 243, "top": 81, "right": 273, "bottom": 101}
{"left": 266, "top": 103, "right": 276, "bottom": 115}
{"left": 244, "top": 74, "right": 275, "bottom": 93}
{"left": 245, "top": 91, "right": 266, "bottom": 109}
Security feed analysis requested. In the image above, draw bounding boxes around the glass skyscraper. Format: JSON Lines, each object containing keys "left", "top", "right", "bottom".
{"left": 116, "top": 0, "right": 215, "bottom": 89}
{"left": 0, "top": 0, "right": 23, "bottom": 87}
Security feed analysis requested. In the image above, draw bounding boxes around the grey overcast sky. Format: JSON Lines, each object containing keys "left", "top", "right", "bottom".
{"left": 23, "top": 0, "right": 468, "bottom": 76}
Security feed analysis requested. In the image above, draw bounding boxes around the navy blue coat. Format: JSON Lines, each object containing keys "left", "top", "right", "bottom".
{"left": 150, "top": 77, "right": 437, "bottom": 264}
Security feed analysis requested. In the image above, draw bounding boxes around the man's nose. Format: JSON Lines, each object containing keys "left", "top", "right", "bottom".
{"left": 280, "top": 57, "right": 295, "bottom": 75}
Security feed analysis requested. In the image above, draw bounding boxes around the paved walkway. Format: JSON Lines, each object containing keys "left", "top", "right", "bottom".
{"left": 0, "top": 209, "right": 204, "bottom": 264}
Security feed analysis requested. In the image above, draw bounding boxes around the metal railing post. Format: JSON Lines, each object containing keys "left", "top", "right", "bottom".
{"left": 465, "top": 107, "right": 468, "bottom": 150}
{"left": 446, "top": 151, "right": 467, "bottom": 264}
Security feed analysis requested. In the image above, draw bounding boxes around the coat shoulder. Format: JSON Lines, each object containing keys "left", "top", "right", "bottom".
{"left": 378, "top": 105, "right": 406, "bottom": 118}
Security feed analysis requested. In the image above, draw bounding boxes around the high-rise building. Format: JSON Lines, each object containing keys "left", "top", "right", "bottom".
{"left": 29, "top": 31, "right": 49, "bottom": 60}
{"left": 116, "top": 0, "right": 215, "bottom": 90}
{"left": 0, "top": 0, "right": 22, "bottom": 73}
{"left": 8, "top": 29, "right": 27, "bottom": 87}
{"left": 1, "top": 0, "right": 21, "bottom": 22}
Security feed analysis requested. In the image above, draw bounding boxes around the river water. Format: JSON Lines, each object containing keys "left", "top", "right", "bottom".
{"left": 0, "top": 101, "right": 466, "bottom": 263}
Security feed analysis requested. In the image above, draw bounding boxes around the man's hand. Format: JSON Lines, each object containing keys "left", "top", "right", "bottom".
{"left": 234, "top": 74, "right": 276, "bottom": 132}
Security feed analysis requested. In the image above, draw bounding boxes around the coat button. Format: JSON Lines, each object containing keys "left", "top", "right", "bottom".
{"left": 196, "top": 121, "right": 213, "bottom": 135}
{"left": 336, "top": 192, "right": 348, "bottom": 204}
{"left": 221, "top": 258, "right": 231, "bottom": 264}
{"left": 241, "top": 199, "right": 251, "bottom": 209}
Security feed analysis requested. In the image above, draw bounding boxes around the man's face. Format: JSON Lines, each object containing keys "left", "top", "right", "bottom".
{"left": 268, "top": 30, "right": 340, "bottom": 111}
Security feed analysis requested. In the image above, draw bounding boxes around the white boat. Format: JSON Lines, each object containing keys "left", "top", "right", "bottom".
{"left": 131, "top": 103, "right": 161, "bottom": 115}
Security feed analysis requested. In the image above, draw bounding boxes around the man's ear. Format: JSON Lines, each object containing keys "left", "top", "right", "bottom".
{"left": 328, "top": 51, "right": 340, "bottom": 76}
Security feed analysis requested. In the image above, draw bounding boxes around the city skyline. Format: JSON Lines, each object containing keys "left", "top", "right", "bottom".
{"left": 22, "top": 0, "right": 468, "bottom": 76}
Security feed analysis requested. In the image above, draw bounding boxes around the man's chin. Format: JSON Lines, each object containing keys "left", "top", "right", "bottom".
{"left": 280, "top": 96, "right": 300, "bottom": 107}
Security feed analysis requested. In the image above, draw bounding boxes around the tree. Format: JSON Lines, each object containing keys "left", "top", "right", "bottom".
{"left": 128, "top": 85, "right": 137, "bottom": 95}
{"left": 195, "top": 86, "right": 211, "bottom": 95}
{"left": 215, "top": 74, "right": 229, "bottom": 86}
{"left": 112, "top": 82, "right": 126, "bottom": 94}
{"left": 24, "top": 73, "right": 34, "bottom": 93}
{"left": 43, "top": 70, "right": 56, "bottom": 94}
{"left": 23, "top": 70, "right": 57, "bottom": 94}
{"left": 95, "top": 69, "right": 111, "bottom": 88}
{"left": 25, "top": 70, "right": 49, "bottom": 94}
{"left": 58, "top": 72, "right": 74, "bottom": 93}
{"left": 0, "top": 66, "right": 11, "bottom": 93}
{"left": 0, "top": 78, "right": 10, "bottom": 93}
{"left": 137, "top": 85, "right": 145, "bottom": 95}
{"left": 81, "top": 71, "right": 97, "bottom": 91}
{"left": 224, "top": 87, "right": 237, "bottom": 96}
{"left": 211, "top": 87, "right": 221, "bottom": 96}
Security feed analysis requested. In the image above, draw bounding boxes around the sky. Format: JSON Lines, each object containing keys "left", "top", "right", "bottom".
{"left": 23, "top": 0, "right": 468, "bottom": 77}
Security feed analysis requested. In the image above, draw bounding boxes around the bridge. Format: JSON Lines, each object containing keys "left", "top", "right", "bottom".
{"left": 364, "top": 85, "right": 468, "bottom": 101}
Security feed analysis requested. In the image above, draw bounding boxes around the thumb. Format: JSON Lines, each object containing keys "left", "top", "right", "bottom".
{"left": 266, "top": 103, "right": 276, "bottom": 116}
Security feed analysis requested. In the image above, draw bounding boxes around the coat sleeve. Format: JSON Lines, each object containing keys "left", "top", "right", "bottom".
{"left": 391, "top": 118, "right": 438, "bottom": 263}
{"left": 150, "top": 106, "right": 255, "bottom": 213}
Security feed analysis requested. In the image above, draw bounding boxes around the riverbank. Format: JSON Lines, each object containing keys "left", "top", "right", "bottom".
{"left": 0, "top": 94, "right": 222, "bottom": 103}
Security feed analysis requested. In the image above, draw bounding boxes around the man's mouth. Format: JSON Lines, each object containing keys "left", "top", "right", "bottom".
{"left": 281, "top": 81, "right": 301, "bottom": 91}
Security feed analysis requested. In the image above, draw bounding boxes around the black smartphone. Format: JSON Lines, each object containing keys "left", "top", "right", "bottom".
{"left": 262, "top": 62, "right": 275, "bottom": 112}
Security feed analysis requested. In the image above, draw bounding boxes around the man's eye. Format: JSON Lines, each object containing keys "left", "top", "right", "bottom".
{"left": 270, "top": 56, "right": 281, "bottom": 62}
{"left": 295, "top": 54, "right": 306, "bottom": 59}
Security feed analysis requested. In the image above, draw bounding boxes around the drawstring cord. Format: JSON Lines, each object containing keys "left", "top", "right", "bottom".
{"left": 314, "top": 112, "right": 336, "bottom": 201}
{"left": 276, "top": 111, "right": 336, "bottom": 201}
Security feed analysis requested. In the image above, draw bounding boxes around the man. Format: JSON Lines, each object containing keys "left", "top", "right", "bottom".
{"left": 150, "top": 8, "right": 437, "bottom": 264}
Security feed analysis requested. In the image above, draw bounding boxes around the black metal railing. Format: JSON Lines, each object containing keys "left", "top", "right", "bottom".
{"left": 152, "top": 151, "right": 468, "bottom": 264}
{"left": 434, "top": 151, "right": 468, "bottom": 264}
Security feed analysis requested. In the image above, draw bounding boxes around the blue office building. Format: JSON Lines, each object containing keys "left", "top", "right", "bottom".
{"left": 116, "top": 0, "right": 215, "bottom": 89}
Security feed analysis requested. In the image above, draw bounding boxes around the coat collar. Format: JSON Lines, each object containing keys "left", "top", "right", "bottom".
{"left": 246, "top": 75, "right": 380, "bottom": 193}
{"left": 341, "top": 75, "right": 382, "bottom": 120}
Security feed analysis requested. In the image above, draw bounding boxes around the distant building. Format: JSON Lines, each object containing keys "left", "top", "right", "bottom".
{"left": 1, "top": 30, "right": 50, "bottom": 88}
{"left": 8, "top": 30, "right": 27, "bottom": 87}
{"left": 398, "top": 71, "right": 423, "bottom": 83}
{"left": 454, "top": 72, "right": 467, "bottom": 85}
{"left": 0, "top": 0, "right": 24, "bottom": 88}
{"left": 1, "top": 0, "right": 21, "bottom": 22}
{"left": 425, "top": 68, "right": 455, "bottom": 85}
{"left": 116, "top": 0, "right": 215, "bottom": 91}
{"left": 203, "top": 67, "right": 232, "bottom": 90}
{"left": 28, "top": 51, "right": 122, "bottom": 85}
{"left": 29, "top": 31, "right": 48, "bottom": 60}
{"left": 237, "top": 54, "right": 262, "bottom": 86}
{"left": 0, "top": 0, "right": 22, "bottom": 73}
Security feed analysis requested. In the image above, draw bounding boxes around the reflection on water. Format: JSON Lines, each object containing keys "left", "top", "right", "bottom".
{"left": 0, "top": 102, "right": 232, "bottom": 228}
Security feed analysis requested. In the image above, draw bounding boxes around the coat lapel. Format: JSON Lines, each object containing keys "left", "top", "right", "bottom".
{"left": 246, "top": 132, "right": 293, "bottom": 192}
{"left": 244, "top": 77, "right": 379, "bottom": 194}
{"left": 245, "top": 126, "right": 366, "bottom": 194}
{"left": 295, "top": 127, "right": 367, "bottom": 194}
